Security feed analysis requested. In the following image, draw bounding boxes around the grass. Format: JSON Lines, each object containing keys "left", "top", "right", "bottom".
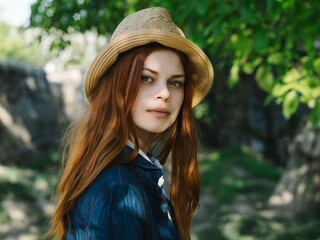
{"left": 1, "top": 145, "right": 320, "bottom": 240}
{"left": 192, "top": 145, "right": 320, "bottom": 240}
{"left": 237, "top": 217, "right": 320, "bottom": 240}
{"left": 0, "top": 149, "right": 60, "bottom": 239}
{"left": 199, "top": 145, "right": 282, "bottom": 207}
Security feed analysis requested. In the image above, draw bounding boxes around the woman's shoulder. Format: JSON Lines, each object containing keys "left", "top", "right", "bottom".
{"left": 69, "top": 163, "right": 151, "bottom": 234}
{"left": 87, "top": 163, "right": 141, "bottom": 194}
{"left": 75, "top": 163, "right": 143, "bottom": 204}
{"left": 72, "top": 163, "right": 146, "bottom": 213}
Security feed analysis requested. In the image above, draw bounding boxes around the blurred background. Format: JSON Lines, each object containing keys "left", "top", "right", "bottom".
{"left": 0, "top": 0, "right": 319, "bottom": 239}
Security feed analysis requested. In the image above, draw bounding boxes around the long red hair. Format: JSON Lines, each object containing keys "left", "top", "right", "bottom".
{"left": 46, "top": 43, "right": 200, "bottom": 240}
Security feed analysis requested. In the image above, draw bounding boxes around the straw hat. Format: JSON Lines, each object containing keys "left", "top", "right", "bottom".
{"left": 85, "top": 7, "right": 214, "bottom": 107}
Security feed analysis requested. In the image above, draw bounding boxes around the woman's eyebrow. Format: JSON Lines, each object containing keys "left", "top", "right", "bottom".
{"left": 142, "top": 67, "right": 185, "bottom": 78}
{"left": 171, "top": 74, "right": 185, "bottom": 79}
{"left": 142, "top": 67, "right": 158, "bottom": 74}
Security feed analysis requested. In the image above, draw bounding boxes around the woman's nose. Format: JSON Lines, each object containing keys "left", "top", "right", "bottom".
{"left": 154, "top": 82, "right": 170, "bottom": 101}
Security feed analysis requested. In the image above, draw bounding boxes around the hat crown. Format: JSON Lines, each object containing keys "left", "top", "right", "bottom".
{"left": 111, "top": 7, "right": 185, "bottom": 41}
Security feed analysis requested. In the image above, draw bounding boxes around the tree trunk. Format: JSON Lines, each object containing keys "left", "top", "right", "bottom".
{"left": 268, "top": 116, "right": 320, "bottom": 216}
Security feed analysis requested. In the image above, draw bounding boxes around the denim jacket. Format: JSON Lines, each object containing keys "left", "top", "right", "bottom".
{"left": 65, "top": 145, "right": 180, "bottom": 240}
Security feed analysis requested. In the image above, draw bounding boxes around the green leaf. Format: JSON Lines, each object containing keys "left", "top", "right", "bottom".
{"left": 283, "top": 68, "right": 300, "bottom": 83}
{"left": 272, "top": 81, "right": 313, "bottom": 99}
{"left": 239, "top": 4, "right": 256, "bottom": 24}
{"left": 267, "top": 0, "right": 282, "bottom": 20}
{"left": 230, "top": 33, "right": 251, "bottom": 54}
{"left": 301, "top": 56, "right": 309, "bottom": 65}
{"left": 252, "top": 57, "right": 263, "bottom": 67}
{"left": 267, "top": 52, "right": 284, "bottom": 65}
{"left": 255, "top": 65, "right": 274, "bottom": 91}
{"left": 229, "top": 63, "right": 240, "bottom": 88}
{"left": 312, "top": 87, "right": 320, "bottom": 99}
{"left": 308, "top": 99, "right": 316, "bottom": 109}
{"left": 299, "top": 95, "right": 308, "bottom": 104}
{"left": 276, "top": 96, "right": 284, "bottom": 104}
{"left": 204, "top": 19, "right": 221, "bottom": 37}
{"left": 196, "top": 1, "right": 207, "bottom": 16}
{"left": 253, "top": 28, "right": 269, "bottom": 54}
{"left": 282, "top": 91, "right": 299, "bottom": 119}
{"left": 242, "top": 62, "right": 254, "bottom": 74}
{"left": 272, "top": 83, "right": 291, "bottom": 97}
{"left": 264, "top": 94, "right": 275, "bottom": 106}
{"left": 314, "top": 58, "right": 320, "bottom": 75}
{"left": 310, "top": 103, "right": 320, "bottom": 127}
{"left": 194, "top": 103, "right": 209, "bottom": 119}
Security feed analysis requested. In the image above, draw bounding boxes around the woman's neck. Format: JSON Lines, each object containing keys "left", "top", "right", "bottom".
{"left": 132, "top": 127, "right": 157, "bottom": 154}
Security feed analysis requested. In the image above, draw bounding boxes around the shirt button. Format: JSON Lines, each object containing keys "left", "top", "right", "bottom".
{"left": 158, "top": 175, "right": 164, "bottom": 187}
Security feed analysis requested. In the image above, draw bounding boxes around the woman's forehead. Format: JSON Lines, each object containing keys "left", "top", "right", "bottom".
{"left": 143, "top": 50, "right": 185, "bottom": 75}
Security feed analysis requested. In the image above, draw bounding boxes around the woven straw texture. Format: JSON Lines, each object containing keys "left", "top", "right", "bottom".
{"left": 85, "top": 7, "right": 214, "bottom": 107}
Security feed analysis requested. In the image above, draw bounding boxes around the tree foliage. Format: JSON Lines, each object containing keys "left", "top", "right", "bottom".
{"left": 29, "top": 0, "right": 320, "bottom": 125}
{"left": 0, "top": 23, "right": 51, "bottom": 66}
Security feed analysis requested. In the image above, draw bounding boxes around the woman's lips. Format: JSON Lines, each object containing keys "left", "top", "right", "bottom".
{"left": 147, "top": 108, "right": 170, "bottom": 118}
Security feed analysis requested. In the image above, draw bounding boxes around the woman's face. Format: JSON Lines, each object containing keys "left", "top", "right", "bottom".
{"left": 131, "top": 50, "right": 185, "bottom": 138}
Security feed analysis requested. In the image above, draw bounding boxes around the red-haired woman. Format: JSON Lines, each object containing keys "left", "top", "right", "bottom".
{"left": 46, "top": 7, "right": 213, "bottom": 240}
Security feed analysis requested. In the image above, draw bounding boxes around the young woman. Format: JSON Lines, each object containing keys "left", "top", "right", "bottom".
{"left": 46, "top": 7, "right": 213, "bottom": 240}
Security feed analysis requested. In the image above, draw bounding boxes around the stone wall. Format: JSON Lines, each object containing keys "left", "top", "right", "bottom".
{"left": 0, "top": 61, "right": 62, "bottom": 162}
{"left": 198, "top": 74, "right": 306, "bottom": 165}
{"left": 46, "top": 69, "right": 86, "bottom": 121}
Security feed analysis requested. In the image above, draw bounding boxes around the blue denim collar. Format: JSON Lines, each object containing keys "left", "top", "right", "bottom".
{"left": 119, "top": 145, "right": 162, "bottom": 170}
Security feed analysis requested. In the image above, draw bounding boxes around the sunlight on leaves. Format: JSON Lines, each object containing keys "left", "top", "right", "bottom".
{"left": 208, "top": 152, "right": 221, "bottom": 162}
{"left": 255, "top": 65, "right": 274, "bottom": 92}
{"left": 283, "top": 91, "right": 299, "bottom": 119}
{"left": 194, "top": 103, "right": 209, "bottom": 119}
{"left": 310, "top": 103, "right": 320, "bottom": 127}
{"left": 283, "top": 68, "right": 300, "bottom": 83}
{"left": 313, "top": 58, "right": 320, "bottom": 75}
{"left": 229, "top": 63, "right": 240, "bottom": 88}
{"left": 272, "top": 83, "right": 291, "bottom": 97}
{"left": 267, "top": 53, "right": 284, "bottom": 65}
{"left": 307, "top": 99, "right": 316, "bottom": 108}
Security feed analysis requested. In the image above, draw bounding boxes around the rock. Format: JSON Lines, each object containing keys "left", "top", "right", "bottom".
{"left": 206, "top": 75, "right": 306, "bottom": 165}
{"left": 46, "top": 69, "right": 86, "bottom": 121}
{"left": 0, "top": 61, "right": 62, "bottom": 162}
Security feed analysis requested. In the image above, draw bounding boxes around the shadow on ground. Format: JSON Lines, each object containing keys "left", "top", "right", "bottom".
{"left": 1, "top": 146, "right": 319, "bottom": 240}
{"left": 191, "top": 146, "right": 320, "bottom": 240}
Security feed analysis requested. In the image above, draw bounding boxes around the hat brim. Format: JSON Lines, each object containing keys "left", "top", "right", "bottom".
{"left": 85, "top": 29, "right": 214, "bottom": 107}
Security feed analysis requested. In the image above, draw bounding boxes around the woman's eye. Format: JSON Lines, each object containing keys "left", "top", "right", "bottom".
{"left": 141, "top": 75, "right": 153, "bottom": 82}
{"left": 169, "top": 80, "right": 183, "bottom": 88}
